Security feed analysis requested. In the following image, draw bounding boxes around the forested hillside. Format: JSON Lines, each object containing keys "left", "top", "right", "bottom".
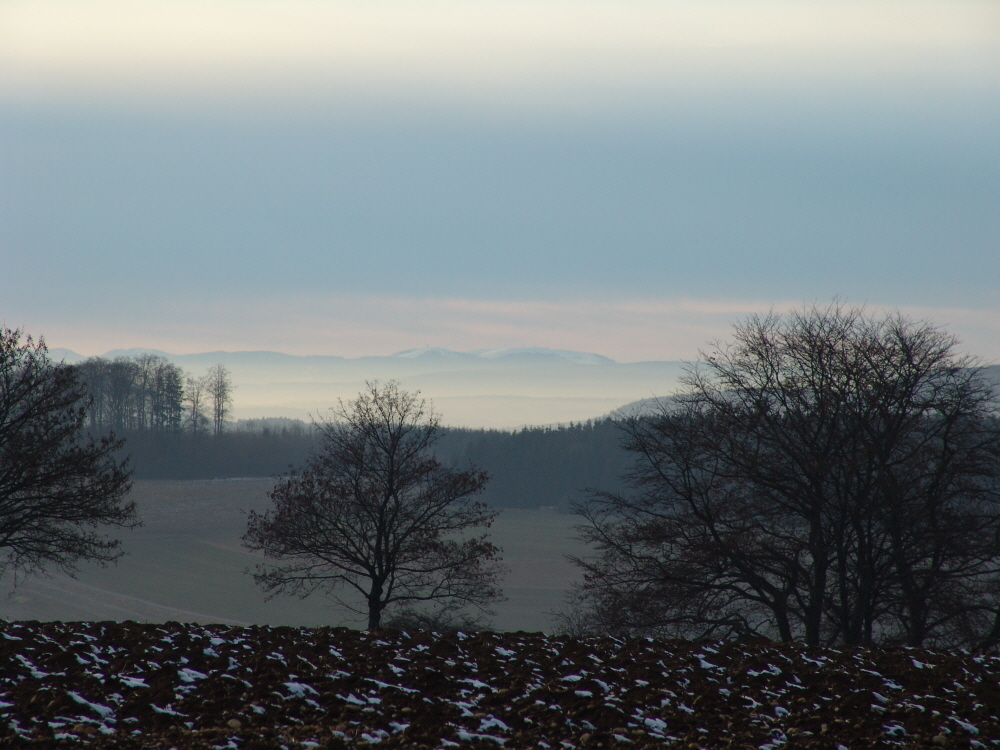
{"left": 111, "top": 421, "right": 629, "bottom": 510}
{"left": 436, "top": 421, "right": 629, "bottom": 509}
{"left": 71, "top": 352, "right": 632, "bottom": 509}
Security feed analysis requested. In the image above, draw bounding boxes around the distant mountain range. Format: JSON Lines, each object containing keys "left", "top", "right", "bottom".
{"left": 49, "top": 346, "right": 620, "bottom": 368}
{"left": 394, "top": 348, "right": 615, "bottom": 366}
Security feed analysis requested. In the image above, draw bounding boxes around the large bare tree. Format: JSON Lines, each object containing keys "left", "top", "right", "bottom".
{"left": 0, "top": 328, "right": 137, "bottom": 578}
{"left": 244, "top": 381, "right": 504, "bottom": 629}
{"left": 567, "top": 303, "right": 1000, "bottom": 647}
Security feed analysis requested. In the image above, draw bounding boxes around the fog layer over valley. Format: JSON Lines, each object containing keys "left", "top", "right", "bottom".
{"left": 50, "top": 346, "right": 686, "bottom": 429}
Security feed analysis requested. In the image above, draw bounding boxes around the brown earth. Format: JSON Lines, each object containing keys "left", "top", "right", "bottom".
{"left": 1, "top": 621, "right": 998, "bottom": 749}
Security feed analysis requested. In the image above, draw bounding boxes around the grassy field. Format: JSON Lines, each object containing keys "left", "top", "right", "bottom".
{"left": 0, "top": 480, "right": 590, "bottom": 632}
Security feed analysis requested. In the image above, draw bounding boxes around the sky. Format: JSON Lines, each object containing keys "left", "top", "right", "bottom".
{"left": 2, "top": 0, "right": 999, "bottom": 363}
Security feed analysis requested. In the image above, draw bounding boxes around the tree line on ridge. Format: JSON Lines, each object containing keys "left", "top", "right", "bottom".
{"left": 73, "top": 355, "right": 234, "bottom": 437}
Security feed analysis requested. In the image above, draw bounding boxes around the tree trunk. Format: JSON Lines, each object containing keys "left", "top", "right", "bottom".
{"left": 804, "top": 518, "right": 829, "bottom": 646}
{"left": 367, "top": 583, "right": 384, "bottom": 630}
{"left": 774, "top": 604, "right": 793, "bottom": 642}
{"left": 979, "top": 606, "right": 1000, "bottom": 650}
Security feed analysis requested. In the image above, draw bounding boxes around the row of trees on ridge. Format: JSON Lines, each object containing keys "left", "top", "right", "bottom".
{"left": 73, "top": 355, "right": 234, "bottom": 437}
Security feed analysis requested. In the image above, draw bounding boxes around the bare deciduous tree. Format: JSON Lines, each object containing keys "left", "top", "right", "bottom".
{"left": 565, "top": 303, "right": 1000, "bottom": 647}
{"left": 0, "top": 328, "right": 138, "bottom": 578}
{"left": 244, "top": 381, "right": 504, "bottom": 629}
{"left": 184, "top": 375, "right": 209, "bottom": 436}
{"left": 205, "top": 364, "right": 235, "bottom": 437}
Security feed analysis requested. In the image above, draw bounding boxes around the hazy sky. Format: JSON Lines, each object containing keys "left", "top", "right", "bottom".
{"left": 2, "top": 0, "right": 998, "bottom": 361}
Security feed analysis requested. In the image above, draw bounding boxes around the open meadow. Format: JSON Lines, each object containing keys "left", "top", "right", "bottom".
{"left": 0, "top": 480, "right": 588, "bottom": 633}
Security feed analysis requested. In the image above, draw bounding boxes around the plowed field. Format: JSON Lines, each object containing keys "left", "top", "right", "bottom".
{"left": 2, "top": 621, "right": 998, "bottom": 749}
